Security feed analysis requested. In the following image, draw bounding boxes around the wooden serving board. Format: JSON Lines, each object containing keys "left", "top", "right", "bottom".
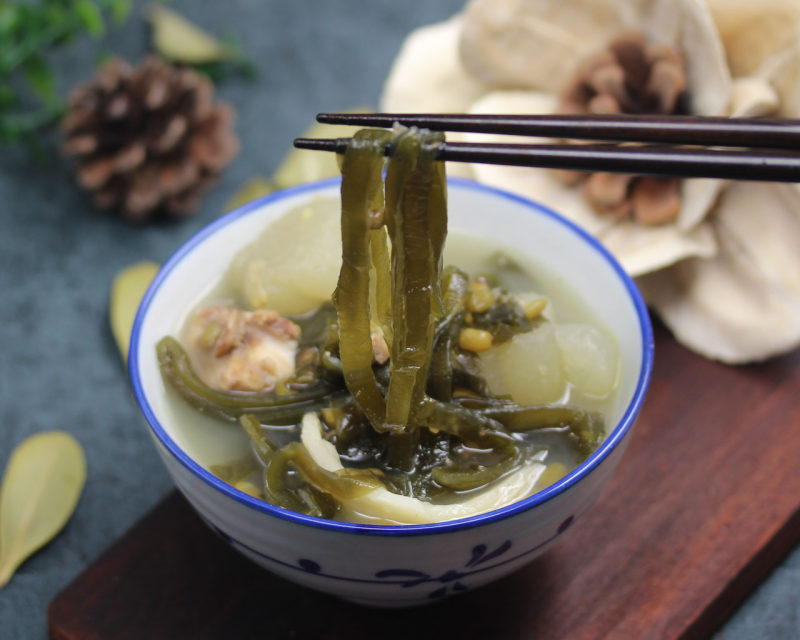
{"left": 48, "top": 320, "right": 800, "bottom": 640}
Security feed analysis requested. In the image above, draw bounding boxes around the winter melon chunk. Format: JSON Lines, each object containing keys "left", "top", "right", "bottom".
{"left": 227, "top": 197, "right": 341, "bottom": 315}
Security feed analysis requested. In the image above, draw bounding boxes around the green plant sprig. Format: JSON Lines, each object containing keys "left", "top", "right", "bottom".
{"left": 0, "top": 0, "right": 132, "bottom": 145}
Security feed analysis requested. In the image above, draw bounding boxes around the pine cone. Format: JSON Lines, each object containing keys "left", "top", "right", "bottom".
{"left": 61, "top": 56, "right": 239, "bottom": 222}
{"left": 557, "top": 33, "right": 687, "bottom": 225}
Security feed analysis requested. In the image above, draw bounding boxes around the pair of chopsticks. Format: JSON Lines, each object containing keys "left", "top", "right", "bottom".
{"left": 293, "top": 113, "right": 800, "bottom": 182}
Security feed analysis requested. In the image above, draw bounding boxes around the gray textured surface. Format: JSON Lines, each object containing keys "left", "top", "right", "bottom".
{"left": 0, "top": 1, "right": 797, "bottom": 638}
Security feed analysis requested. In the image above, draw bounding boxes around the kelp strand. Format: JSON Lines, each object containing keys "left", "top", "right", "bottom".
{"left": 334, "top": 129, "right": 393, "bottom": 433}
{"left": 384, "top": 129, "right": 446, "bottom": 431}
{"left": 156, "top": 336, "right": 345, "bottom": 423}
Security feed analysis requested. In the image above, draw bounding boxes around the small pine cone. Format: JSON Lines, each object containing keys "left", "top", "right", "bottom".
{"left": 61, "top": 56, "right": 239, "bottom": 222}
{"left": 556, "top": 33, "right": 686, "bottom": 226}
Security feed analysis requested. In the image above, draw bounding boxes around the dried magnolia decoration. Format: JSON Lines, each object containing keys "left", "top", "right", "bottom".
{"left": 555, "top": 33, "right": 686, "bottom": 226}
{"left": 380, "top": 0, "right": 800, "bottom": 364}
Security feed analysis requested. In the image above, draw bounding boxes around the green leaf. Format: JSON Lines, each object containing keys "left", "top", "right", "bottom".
{"left": 0, "top": 432, "right": 86, "bottom": 589}
{"left": 0, "top": 0, "right": 132, "bottom": 149}
{"left": 22, "top": 53, "right": 55, "bottom": 102}
{"left": 108, "top": 0, "right": 133, "bottom": 25}
{"left": 109, "top": 261, "right": 161, "bottom": 362}
{"left": 0, "top": 85, "right": 17, "bottom": 108}
{"left": 0, "top": 102, "right": 63, "bottom": 143}
{"left": 0, "top": 5, "right": 22, "bottom": 36}
{"left": 74, "top": 0, "right": 105, "bottom": 38}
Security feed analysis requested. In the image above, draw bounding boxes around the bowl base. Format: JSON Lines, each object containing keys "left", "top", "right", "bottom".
{"left": 339, "top": 595, "right": 441, "bottom": 609}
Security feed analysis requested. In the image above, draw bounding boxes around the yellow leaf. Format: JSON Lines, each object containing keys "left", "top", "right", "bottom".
{"left": 110, "top": 261, "right": 160, "bottom": 362}
{"left": 0, "top": 432, "right": 86, "bottom": 589}
{"left": 147, "top": 4, "right": 230, "bottom": 64}
{"left": 225, "top": 109, "right": 373, "bottom": 215}
{"left": 224, "top": 177, "right": 274, "bottom": 212}
{"left": 271, "top": 107, "right": 372, "bottom": 190}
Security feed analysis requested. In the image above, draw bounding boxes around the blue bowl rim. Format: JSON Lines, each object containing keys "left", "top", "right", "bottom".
{"left": 129, "top": 175, "right": 654, "bottom": 537}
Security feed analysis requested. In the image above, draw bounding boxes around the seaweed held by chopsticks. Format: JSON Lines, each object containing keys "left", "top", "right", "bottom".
{"left": 157, "top": 126, "right": 610, "bottom": 521}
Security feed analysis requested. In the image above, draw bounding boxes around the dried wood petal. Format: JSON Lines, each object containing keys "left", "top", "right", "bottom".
{"left": 177, "top": 67, "right": 209, "bottom": 92}
{"left": 647, "top": 59, "right": 687, "bottom": 113}
{"left": 96, "top": 58, "right": 130, "bottom": 92}
{"left": 61, "top": 134, "right": 96, "bottom": 156}
{"left": 600, "top": 218, "right": 717, "bottom": 275}
{"left": 152, "top": 115, "right": 188, "bottom": 154}
{"left": 0, "top": 432, "right": 86, "bottom": 589}
{"left": 60, "top": 105, "right": 96, "bottom": 135}
{"left": 611, "top": 33, "right": 649, "bottom": 90}
{"left": 759, "top": 44, "right": 800, "bottom": 118}
{"left": 144, "top": 76, "right": 169, "bottom": 110}
{"left": 92, "top": 187, "right": 118, "bottom": 210}
{"left": 190, "top": 112, "right": 239, "bottom": 173}
{"left": 112, "top": 142, "right": 146, "bottom": 173}
{"left": 465, "top": 89, "right": 615, "bottom": 237}
{"left": 459, "top": 0, "right": 636, "bottom": 91}
{"left": 708, "top": 0, "right": 800, "bottom": 77}
{"left": 645, "top": 43, "right": 683, "bottom": 67}
{"left": 632, "top": 177, "right": 681, "bottom": 225}
{"left": 583, "top": 172, "right": 634, "bottom": 213}
{"left": 166, "top": 188, "right": 204, "bottom": 217}
{"left": 552, "top": 168, "right": 584, "bottom": 186}
{"left": 639, "top": 181, "right": 800, "bottom": 362}
{"left": 587, "top": 63, "right": 630, "bottom": 108}
{"left": 585, "top": 196, "right": 631, "bottom": 220}
{"left": 588, "top": 93, "right": 620, "bottom": 114}
{"left": 65, "top": 86, "right": 94, "bottom": 110}
{"left": 382, "top": 15, "right": 488, "bottom": 113}
{"left": 729, "top": 76, "right": 779, "bottom": 118}
{"left": 185, "top": 71, "right": 214, "bottom": 120}
{"left": 580, "top": 51, "right": 617, "bottom": 78}
{"left": 202, "top": 135, "right": 240, "bottom": 172}
{"left": 105, "top": 93, "right": 130, "bottom": 120}
{"left": 78, "top": 158, "right": 115, "bottom": 190}
{"left": 157, "top": 159, "right": 199, "bottom": 195}
{"left": 206, "top": 103, "right": 236, "bottom": 130}
{"left": 124, "top": 172, "right": 162, "bottom": 219}
{"left": 559, "top": 77, "right": 592, "bottom": 114}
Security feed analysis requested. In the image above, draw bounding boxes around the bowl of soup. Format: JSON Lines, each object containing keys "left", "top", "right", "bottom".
{"left": 130, "top": 168, "right": 653, "bottom": 607}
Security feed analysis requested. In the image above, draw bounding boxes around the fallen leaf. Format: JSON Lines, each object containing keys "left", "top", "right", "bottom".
{"left": 110, "top": 261, "right": 160, "bottom": 362}
{"left": 147, "top": 4, "right": 230, "bottom": 64}
{"left": 271, "top": 107, "right": 371, "bottom": 190}
{"left": 0, "top": 432, "right": 86, "bottom": 589}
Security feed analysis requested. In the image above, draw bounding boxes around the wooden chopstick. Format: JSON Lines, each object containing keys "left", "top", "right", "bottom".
{"left": 293, "top": 137, "right": 800, "bottom": 183}
{"left": 316, "top": 112, "right": 800, "bottom": 150}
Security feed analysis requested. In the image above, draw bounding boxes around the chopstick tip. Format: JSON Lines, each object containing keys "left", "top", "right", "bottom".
{"left": 293, "top": 137, "right": 347, "bottom": 152}
{"left": 293, "top": 137, "right": 322, "bottom": 150}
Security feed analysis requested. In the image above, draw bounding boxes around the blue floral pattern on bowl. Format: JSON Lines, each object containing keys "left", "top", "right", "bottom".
{"left": 204, "top": 513, "right": 574, "bottom": 599}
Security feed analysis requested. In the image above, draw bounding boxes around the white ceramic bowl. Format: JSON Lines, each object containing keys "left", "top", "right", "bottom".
{"left": 130, "top": 177, "right": 653, "bottom": 607}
